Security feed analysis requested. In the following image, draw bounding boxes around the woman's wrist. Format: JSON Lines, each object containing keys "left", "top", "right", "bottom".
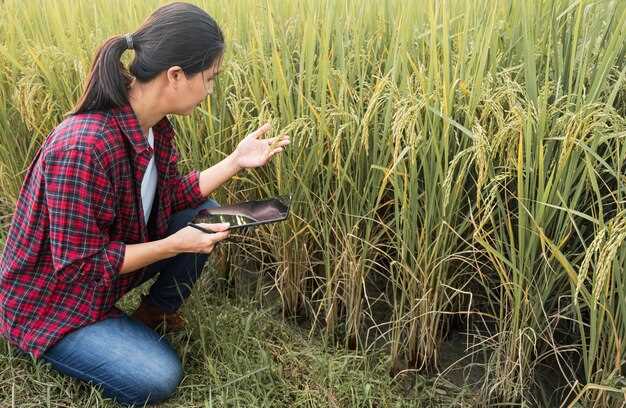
{"left": 198, "top": 154, "right": 243, "bottom": 197}
{"left": 159, "top": 236, "right": 182, "bottom": 258}
{"left": 225, "top": 151, "right": 244, "bottom": 173}
{"left": 120, "top": 238, "right": 179, "bottom": 275}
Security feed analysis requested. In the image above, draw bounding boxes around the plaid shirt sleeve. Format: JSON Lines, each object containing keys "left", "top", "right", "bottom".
{"left": 44, "top": 147, "right": 126, "bottom": 285}
{"left": 166, "top": 146, "right": 207, "bottom": 213}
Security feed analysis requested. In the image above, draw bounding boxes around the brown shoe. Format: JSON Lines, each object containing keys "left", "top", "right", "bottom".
{"left": 130, "top": 295, "right": 187, "bottom": 334}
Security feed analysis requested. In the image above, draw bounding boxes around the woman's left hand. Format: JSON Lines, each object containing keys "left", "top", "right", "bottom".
{"left": 231, "top": 123, "right": 290, "bottom": 169}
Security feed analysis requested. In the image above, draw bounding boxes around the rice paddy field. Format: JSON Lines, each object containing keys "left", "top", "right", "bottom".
{"left": 0, "top": 0, "right": 625, "bottom": 406}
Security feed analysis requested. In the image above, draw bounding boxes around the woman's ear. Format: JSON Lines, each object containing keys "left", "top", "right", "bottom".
{"left": 165, "top": 66, "right": 185, "bottom": 88}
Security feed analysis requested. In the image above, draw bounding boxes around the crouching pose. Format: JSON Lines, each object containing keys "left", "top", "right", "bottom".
{"left": 0, "top": 2, "right": 289, "bottom": 406}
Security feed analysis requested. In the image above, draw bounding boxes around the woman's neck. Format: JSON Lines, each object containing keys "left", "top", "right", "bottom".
{"left": 127, "top": 79, "right": 166, "bottom": 135}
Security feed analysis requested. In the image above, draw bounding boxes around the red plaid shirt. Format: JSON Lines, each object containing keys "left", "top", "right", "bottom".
{"left": 0, "top": 104, "right": 207, "bottom": 359}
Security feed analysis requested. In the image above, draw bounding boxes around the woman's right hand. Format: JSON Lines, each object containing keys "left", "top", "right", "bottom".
{"left": 165, "top": 222, "right": 230, "bottom": 254}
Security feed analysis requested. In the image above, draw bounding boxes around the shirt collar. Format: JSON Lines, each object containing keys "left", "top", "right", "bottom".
{"left": 111, "top": 104, "right": 175, "bottom": 154}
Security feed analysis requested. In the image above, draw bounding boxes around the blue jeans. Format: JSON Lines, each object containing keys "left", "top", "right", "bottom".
{"left": 40, "top": 198, "right": 219, "bottom": 406}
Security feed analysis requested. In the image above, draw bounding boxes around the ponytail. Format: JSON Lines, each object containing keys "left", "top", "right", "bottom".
{"left": 72, "top": 2, "right": 224, "bottom": 115}
{"left": 72, "top": 35, "right": 133, "bottom": 114}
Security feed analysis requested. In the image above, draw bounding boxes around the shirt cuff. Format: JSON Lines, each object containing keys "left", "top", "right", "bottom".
{"left": 102, "top": 241, "right": 126, "bottom": 285}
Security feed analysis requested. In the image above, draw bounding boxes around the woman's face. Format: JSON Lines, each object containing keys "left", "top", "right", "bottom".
{"left": 166, "top": 62, "right": 221, "bottom": 115}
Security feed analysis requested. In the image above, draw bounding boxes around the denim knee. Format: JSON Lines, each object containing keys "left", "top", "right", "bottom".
{"left": 198, "top": 197, "right": 220, "bottom": 211}
{"left": 191, "top": 197, "right": 220, "bottom": 220}
{"left": 166, "top": 197, "right": 220, "bottom": 235}
{"left": 121, "top": 358, "right": 183, "bottom": 406}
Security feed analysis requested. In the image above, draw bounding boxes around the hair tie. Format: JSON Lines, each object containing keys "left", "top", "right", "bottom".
{"left": 124, "top": 33, "right": 134, "bottom": 50}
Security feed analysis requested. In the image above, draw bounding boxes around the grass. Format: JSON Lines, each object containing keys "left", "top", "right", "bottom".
{"left": 0, "top": 263, "right": 474, "bottom": 407}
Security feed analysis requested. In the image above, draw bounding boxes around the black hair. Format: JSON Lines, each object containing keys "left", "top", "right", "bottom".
{"left": 72, "top": 2, "right": 224, "bottom": 114}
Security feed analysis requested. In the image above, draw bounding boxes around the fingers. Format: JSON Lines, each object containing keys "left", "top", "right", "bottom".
{"left": 208, "top": 230, "right": 230, "bottom": 242}
{"left": 266, "top": 134, "right": 289, "bottom": 142}
{"left": 267, "top": 134, "right": 291, "bottom": 150}
{"left": 269, "top": 147, "right": 284, "bottom": 157}
{"left": 181, "top": 223, "right": 230, "bottom": 254}
{"left": 250, "top": 123, "right": 272, "bottom": 139}
{"left": 198, "top": 222, "right": 230, "bottom": 232}
{"left": 200, "top": 230, "right": 229, "bottom": 253}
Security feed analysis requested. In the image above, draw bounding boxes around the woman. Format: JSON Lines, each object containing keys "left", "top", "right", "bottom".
{"left": 0, "top": 2, "right": 289, "bottom": 406}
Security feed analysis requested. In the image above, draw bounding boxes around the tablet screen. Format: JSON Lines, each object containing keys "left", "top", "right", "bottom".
{"left": 193, "top": 196, "right": 290, "bottom": 229}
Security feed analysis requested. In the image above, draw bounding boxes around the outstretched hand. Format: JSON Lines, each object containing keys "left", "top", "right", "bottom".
{"left": 231, "top": 123, "right": 290, "bottom": 169}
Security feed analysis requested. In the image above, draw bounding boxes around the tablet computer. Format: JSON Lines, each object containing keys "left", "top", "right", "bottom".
{"left": 191, "top": 195, "right": 291, "bottom": 230}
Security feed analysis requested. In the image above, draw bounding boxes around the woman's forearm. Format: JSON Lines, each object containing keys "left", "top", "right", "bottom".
{"left": 198, "top": 153, "right": 242, "bottom": 197}
{"left": 120, "top": 153, "right": 243, "bottom": 276}
{"left": 119, "top": 238, "right": 179, "bottom": 275}
{"left": 118, "top": 154, "right": 242, "bottom": 275}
